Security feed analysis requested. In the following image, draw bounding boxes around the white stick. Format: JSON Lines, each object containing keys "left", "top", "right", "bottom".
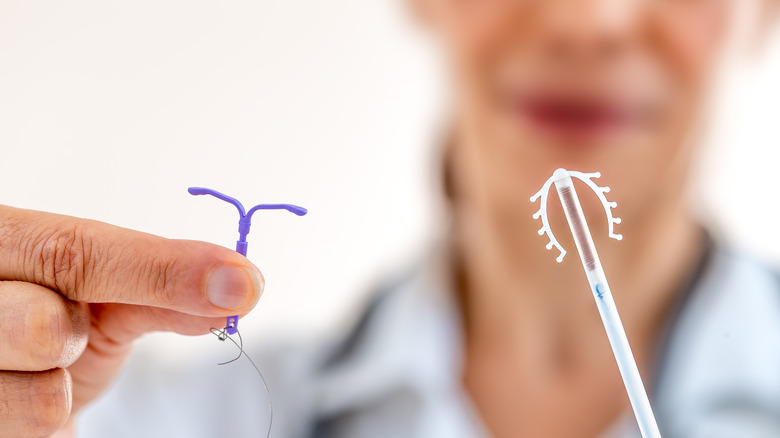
{"left": 553, "top": 168, "right": 662, "bottom": 438}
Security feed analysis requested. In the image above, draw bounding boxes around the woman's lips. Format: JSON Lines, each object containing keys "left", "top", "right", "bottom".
{"left": 508, "top": 95, "right": 643, "bottom": 141}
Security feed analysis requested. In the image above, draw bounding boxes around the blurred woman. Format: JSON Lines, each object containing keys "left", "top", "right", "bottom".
{"left": 2, "top": 1, "right": 779, "bottom": 438}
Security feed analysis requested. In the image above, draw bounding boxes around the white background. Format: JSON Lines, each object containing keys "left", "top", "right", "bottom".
{"left": 1, "top": 1, "right": 779, "bottom": 354}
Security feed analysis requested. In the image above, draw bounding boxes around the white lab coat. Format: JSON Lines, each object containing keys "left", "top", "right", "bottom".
{"left": 77, "top": 242, "right": 780, "bottom": 437}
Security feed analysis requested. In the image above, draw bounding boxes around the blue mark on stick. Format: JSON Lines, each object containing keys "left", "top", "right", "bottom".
{"left": 595, "top": 284, "right": 604, "bottom": 300}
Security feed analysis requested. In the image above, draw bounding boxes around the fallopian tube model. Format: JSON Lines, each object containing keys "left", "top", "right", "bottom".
{"left": 531, "top": 169, "right": 662, "bottom": 438}
{"left": 188, "top": 187, "right": 307, "bottom": 335}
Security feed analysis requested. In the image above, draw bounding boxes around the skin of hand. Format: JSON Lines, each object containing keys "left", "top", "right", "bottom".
{"left": 0, "top": 206, "right": 264, "bottom": 438}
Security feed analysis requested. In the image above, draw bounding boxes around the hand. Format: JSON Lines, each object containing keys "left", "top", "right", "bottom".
{"left": 0, "top": 206, "right": 264, "bottom": 437}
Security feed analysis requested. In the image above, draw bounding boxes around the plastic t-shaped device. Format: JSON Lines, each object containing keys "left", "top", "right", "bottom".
{"left": 188, "top": 187, "right": 307, "bottom": 334}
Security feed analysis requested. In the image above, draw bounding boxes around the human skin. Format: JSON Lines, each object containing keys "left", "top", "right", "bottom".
{"left": 0, "top": 207, "right": 263, "bottom": 437}
{"left": 412, "top": 0, "right": 776, "bottom": 437}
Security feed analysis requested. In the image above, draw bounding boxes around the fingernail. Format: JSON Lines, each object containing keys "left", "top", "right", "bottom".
{"left": 206, "top": 265, "right": 263, "bottom": 310}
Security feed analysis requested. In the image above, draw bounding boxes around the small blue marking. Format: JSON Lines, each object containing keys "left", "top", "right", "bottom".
{"left": 595, "top": 284, "right": 604, "bottom": 299}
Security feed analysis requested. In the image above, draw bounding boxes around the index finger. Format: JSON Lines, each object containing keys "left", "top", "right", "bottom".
{"left": 0, "top": 205, "right": 264, "bottom": 317}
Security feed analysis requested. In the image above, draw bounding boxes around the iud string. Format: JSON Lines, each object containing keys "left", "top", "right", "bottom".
{"left": 190, "top": 187, "right": 307, "bottom": 438}
{"left": 210, "top": 326, "right": 274, "bottom": 437}
{"left": 531, "top": 169, "right": 661, "bottom": 438}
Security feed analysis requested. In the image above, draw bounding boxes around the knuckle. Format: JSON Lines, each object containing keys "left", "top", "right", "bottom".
{"left": 26, "top": 300, "right": 73, "bottom": 368}
{"left": 137, "top": 249, "right": 179, "bottom": 305}
{"left": 25, "top": 298, "right": 73, "bottom": 369}
{"left": 37, "top": 220, "right": 92, "bottom": 299}
{"left": 27, "top": 369, "right": 72, "bottom": 436}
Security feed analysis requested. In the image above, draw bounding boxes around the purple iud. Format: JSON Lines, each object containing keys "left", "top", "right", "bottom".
{"left": 189, "top": 187, "right": 307, "bottom": 335}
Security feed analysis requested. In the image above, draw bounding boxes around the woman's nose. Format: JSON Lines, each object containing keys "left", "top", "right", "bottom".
{"left": 530, "top": 0, "right": 640, "bottom": 64}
